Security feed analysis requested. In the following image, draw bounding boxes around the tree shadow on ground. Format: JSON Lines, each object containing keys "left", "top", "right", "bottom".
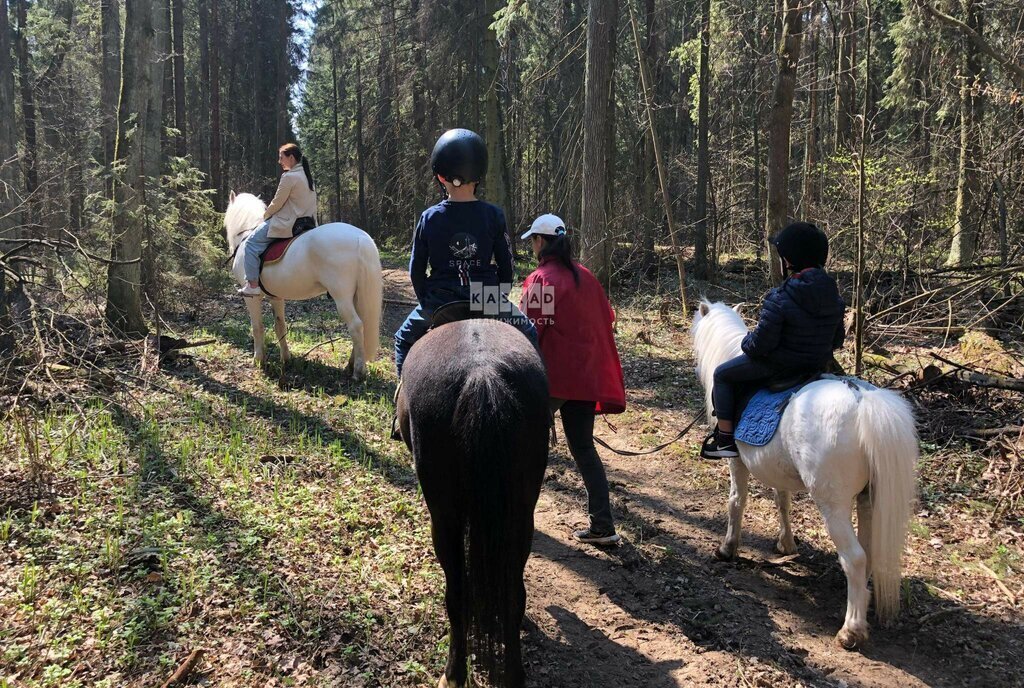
{"left": 163, "top": 359, "right": 412, "bottom": 486}
{"left": 522, "top": 605, "right": 685, "bottom": 688}
{"left": 530, "top": 457, "right": 1024, "bottom": 688}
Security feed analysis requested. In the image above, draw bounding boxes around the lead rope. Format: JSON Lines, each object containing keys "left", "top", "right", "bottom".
{"left": 589, "top": 409, "right": 707, "bottom": 457}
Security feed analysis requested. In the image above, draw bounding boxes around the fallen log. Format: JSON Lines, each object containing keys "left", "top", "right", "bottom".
{"left": 930, "top": 352, "right": 1024, "bottom": 393}
{"left": 863, "top": 352, "right": 1024, "bottom": 393}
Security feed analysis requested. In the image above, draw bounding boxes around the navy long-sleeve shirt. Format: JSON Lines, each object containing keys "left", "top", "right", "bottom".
{"left": 408, "top": 200, "right": 514, "bottom": 303}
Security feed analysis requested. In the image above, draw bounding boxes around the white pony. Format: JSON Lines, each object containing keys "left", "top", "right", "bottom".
{"left": 690, "top": 301, "right": 918, "bottom": 649}
{"left": 224, "top": 192, "right": 383, "bottom": 381}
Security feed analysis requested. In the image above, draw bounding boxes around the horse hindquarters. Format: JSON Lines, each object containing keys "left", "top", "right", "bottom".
{"left": 452, "top": 369, "right": 548, "bottom": 687}
{"left": 854, "top": 386, "right": 918, "bottom": 624}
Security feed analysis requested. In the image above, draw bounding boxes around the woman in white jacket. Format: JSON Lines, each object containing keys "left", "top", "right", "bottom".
{"left": 238, "top": 143, "right": 319, "bottom": 296}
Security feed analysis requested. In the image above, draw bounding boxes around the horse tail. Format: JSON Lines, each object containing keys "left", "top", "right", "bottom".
{"left": 453, "top": 366, "right": 526, "bottom": 683}
{"left": 354, "top": 232, "right": 382, "bottom": 364}
{"left": 855, "top": 385, "right": 919, "bottom": 625}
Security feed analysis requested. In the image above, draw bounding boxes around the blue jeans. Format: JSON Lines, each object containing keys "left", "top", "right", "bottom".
{"left": 394, "top": 285, "right": 538, "bottom": 376}
{"left": 243, "top": 220, "right": 274, "bottom": 282}
{"left": 712, "top": 354, "right": 774, "bottom": 423}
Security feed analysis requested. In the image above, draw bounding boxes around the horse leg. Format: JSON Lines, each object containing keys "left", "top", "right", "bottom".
{"left": 433, "top": 520, "right": 468, "bottom": 688}
{"left": 856, "top": 489, "right": 873, "bottom": 577}
{"left": 502, "top": 555, "right": 529, "bottom": 688}
{"left": 270, "top": 298, "right": 290, "bottom": 364}
{"left": 774, "top": 489, "right": 798, "bottom": 555}
{"left": 332, "top": 294, "right": 366, "bottom": 382}
{"left": 243, "top": 294, "right": 266, "bottom": 366}
{"left": 716, "top": 457, "right": 750, "bottom": 561}
{"left": 820, "top": 503, "right": 871, "bottom": 650}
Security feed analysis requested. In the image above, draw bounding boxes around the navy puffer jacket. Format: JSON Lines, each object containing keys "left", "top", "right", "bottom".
{"left": 741, "top": 268, "right": 846, "bottom": 372}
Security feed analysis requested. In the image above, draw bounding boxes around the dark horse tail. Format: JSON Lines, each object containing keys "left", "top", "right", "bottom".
{"left": 453, "top": 362, "right": 543, "bottom": 683}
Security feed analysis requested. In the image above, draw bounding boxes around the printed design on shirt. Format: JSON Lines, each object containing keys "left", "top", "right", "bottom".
{"left": 449, "top": 232, "right": 478, "bottom": 260}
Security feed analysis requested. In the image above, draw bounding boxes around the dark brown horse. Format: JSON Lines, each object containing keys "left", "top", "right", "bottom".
{"left": 397, "top": 318, "right": 549, "bottom": 688}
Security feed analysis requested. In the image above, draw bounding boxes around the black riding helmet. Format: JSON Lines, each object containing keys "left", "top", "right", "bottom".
{"left": 770, "top": 221, "right": 829, "bottom": 271}
{"left": 430, "top": 129, "right": 488, "bottom": 187}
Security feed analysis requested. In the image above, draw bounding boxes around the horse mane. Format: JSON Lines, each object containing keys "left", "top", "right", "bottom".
{"left": 690, "top": 300, "right": 749, "bottom": 418}
{"left": 224, "top": 193, "right": 266, "bottom": 253}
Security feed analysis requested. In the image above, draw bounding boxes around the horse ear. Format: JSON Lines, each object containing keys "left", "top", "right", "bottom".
{"left": 229, "top": 190, "right": 236, "bottom": 203}
{"left": 699, "top": 302, "right": 710, "bottom": 317}
{"left": 732, "top": 303, "right": 743, "bottom": 314}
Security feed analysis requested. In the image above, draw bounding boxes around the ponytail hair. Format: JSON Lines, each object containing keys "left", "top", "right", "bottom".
{"left": 538, "top": 227, "right": 579, "bottom": 286}
{"left": 279, "top": 142, "right": 315, "bottom": 191}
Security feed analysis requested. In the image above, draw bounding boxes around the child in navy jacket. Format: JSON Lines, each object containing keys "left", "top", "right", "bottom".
{"left": 702, "top": 222, "right": 846, "bottom": 459}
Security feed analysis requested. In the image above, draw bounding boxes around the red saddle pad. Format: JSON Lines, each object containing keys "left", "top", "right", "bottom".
{"left": 261, "top": 237, "right": 296, "bottom": 265}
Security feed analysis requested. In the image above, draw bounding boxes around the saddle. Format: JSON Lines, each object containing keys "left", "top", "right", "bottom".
{"left": 730, "top": 372, "right": 820, "bottom": 447}
{"left": 256, "top": 216, "right": 317, "bottom": 297}
{"left": 429, "top": 300, "right": 496, "bottom": 329}
{"left": 259, "top": 216, "right": 318, "bottom": 268}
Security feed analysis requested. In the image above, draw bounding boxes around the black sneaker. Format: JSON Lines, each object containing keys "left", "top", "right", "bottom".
{"left": 573, "top": 528, "right": 622, "bottom": 546}
{"left": 700, "top": 429, "right": 739, "bottom": 459}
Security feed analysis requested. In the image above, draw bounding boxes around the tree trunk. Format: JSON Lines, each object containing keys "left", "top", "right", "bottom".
{"left": 411, "top": 0, "right": 428, "bottom": 200}
{"left": 331, "top": 45, "right": 341, "bottom": 221}
{"left": 580, "top": 0, "right": 618, "bottom": 287}
{"left": 0, "top": 0, "right": 19, "bottom": 350}
{"left": 106, "top": 0, "right": 167, "bottom": 336}
{"left": 693, "top": 0, "right": 711, "bottom": 278}
{"left": 483, "top": 0, "right": 510, "bottom": 223}
{"left": 638, "top": 0, "right": 658, "bottom": 274}
{"left": 834, "top": 0, "right": 855, "bottom": 151}
{"left": 171, "top": 0, "right": 187, "bottom": 157}
{"left": 854, "top": 0, "right": 871, "bottom": 375}
{"left": 14, "top": 0, "right": 37, "bottom": 198}
{"left": 946, "top": 0, "right": 985, "bottom": 267}
{"left": 356, "top": 56, "right": 367, "bottom": 230}
{"left": 197, "top": 0, "right": 210, "bottom": 173}
{"left": 764, "top": 0, "right": 803, "bottom": 284}
{"left": 100, "top": 0, "right": 122, "bottom": 171}
{"left": 802, "top": 0, "right": 819, "bottom": 216}
{"left": 210, "top": 0, "right": 222, "bottom": 205}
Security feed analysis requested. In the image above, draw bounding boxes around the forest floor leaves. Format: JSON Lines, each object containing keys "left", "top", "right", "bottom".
{"left": 1, "top": 261, "right": 1022, "bottom": 687}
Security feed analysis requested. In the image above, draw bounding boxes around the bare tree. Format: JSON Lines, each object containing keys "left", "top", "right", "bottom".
{"left": 106, "top": 0, "right": 168, "bottom": 335}
{"left": 581, "top": 0, "right": 618, "bottom": 286}
{"left": 764, "top": 0, "right": 803, "bottom": 283}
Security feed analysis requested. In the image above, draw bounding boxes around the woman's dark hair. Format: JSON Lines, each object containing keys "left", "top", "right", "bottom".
{"left": 538, "top": 231, "right": 579, "bottom": 286}
{"left": 279, "top": 142, "right": 315, "bottom": 191}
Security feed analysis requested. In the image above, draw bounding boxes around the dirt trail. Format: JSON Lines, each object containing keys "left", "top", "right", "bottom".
{"left": 379, "top": 269, "right": 1023, "bottom": 688}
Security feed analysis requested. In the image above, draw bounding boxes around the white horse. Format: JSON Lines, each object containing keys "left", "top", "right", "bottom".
{"left": 224, "top": 192, "right": 383, "bottom": 381}
{"left": 690, "top": 301, "right": 918, "bottom": 649}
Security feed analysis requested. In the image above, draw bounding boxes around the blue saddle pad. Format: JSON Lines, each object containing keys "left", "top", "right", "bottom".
{"left": 734, "top": 385, "right": 803, "bottom": 447}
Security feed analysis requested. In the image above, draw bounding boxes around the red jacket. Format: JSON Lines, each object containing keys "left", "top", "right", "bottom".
{"left": 520, "top": 257, "right": 626, "bottom": 414}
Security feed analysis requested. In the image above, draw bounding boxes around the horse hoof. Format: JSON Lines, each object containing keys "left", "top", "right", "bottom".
{"left": 775, "top": 539, "right": 797, "bottom": 555}
{"left": 437, "top": 676, "right": 462, "bottom": 688}
{"left": 835, "top": 626, "right": 868, "bottom": 651}
{"left": 714, "top": 544, "right": 736, "bottom": 561}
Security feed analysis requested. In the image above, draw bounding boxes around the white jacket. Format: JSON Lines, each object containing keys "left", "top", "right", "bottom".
{"left": 265, "top": 166, "right": 318, "bottom": 238}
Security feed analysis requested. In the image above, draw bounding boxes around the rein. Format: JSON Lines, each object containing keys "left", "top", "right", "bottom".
{"left": 224, "top": 231, "right": 250, "bottom": 267}
{"left": 591, "top": 408, "right": 707, "bottom": 457}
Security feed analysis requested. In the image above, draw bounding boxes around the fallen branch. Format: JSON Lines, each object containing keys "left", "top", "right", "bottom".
{"left": 977, "top": 562, "right": 1018, "bottom": 606}
{"left": 160, "top": 648, "right": 205, "bottom": 688}
{"left": 929, "top": 352, "right": 1024, "bottom": 393}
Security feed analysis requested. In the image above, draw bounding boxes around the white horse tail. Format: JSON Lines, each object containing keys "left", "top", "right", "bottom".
{"left": 855, "top": 385, "right": 918, "bottom": 624}
{"left": 355, "top": 232, "right": 383, "bottom": 364}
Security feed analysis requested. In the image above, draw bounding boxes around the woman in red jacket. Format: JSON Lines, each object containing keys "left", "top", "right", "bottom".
{"left": 520, "top": 214, "right": 626, "bottom": 546}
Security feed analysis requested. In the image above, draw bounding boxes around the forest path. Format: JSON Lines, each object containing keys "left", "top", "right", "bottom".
{"left": 379, "top": 265, "right": 1022, "bottom": 688}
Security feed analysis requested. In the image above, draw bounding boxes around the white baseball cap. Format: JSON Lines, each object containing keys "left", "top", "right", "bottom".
{"left": 520, "top": 213, "right": 567, "bottom": 240}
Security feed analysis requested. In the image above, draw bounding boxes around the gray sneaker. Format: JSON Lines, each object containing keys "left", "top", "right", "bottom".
{"left": 574, "top": 529, "right": 621, "bottom": 546}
